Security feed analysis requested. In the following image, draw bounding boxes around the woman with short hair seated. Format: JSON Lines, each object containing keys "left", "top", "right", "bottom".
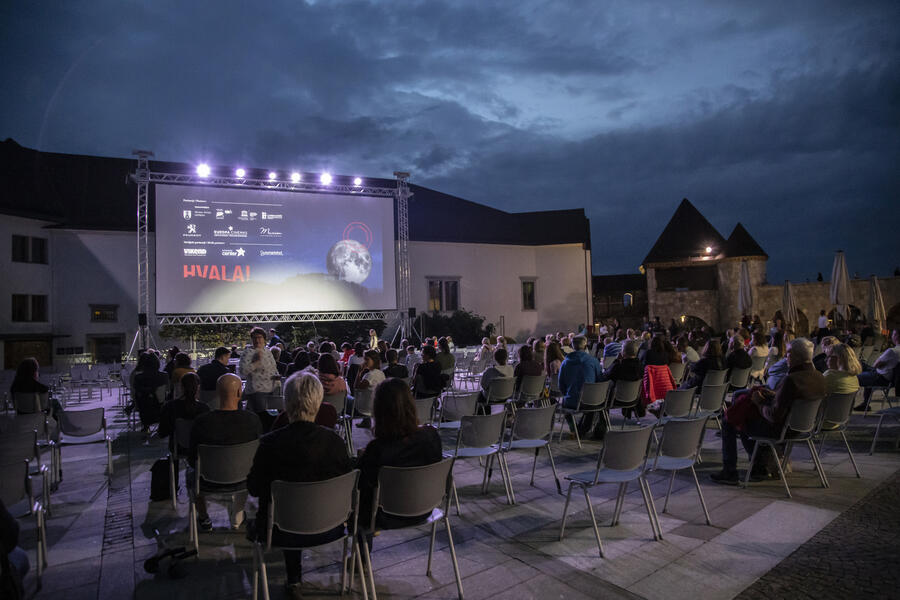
{"left": 358, "top": 378, "right": 442, "bottom": 545}
{"left": 246, "top": 371, "right": 353, "bottom": 599}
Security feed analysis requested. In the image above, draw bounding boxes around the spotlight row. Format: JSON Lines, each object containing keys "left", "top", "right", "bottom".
{"left": 195, "top": 163, "right": 362, "bottom": 186}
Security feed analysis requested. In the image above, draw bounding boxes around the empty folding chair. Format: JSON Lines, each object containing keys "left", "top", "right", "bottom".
{"left": 869, "top": 398, "right": 900, "bottom": 455}
{"left": 189, "top": 439, "right": 259, "bottom": 554}
{"left": 252, "top": 470, "right": 365, "bottom": 600}
{"left": 609, "top": 379, "right": 641, "bottom": 427}
{"left": 484, "top": 377, "right": 515, "bottom": 411}
{"left": 357, "top": 457, "right": 463, "bottom": 600}
{"left": 0, "top": 460, "right": 47, "bottom": 585}
{"left": 703, "top": 369, "right": 728, "bottom": 386}
{"left": 556, "top": 380, "right": 610, "bottom": 448}
{"left": 435, "top": 392, "right": 479, "bottom": 432}
{"left": 168, "top": 418, "right": 195, "bottom": 510}
{"left": 657, "top": 388, "right": 696, "bottom": 424}
{"left": 693, "top": 384, "right": 727, "bottom": 429}
{"left": 0, "top": 431, "right": 52, "bottom": 515}
{"left": 57, "top": 408, "right": 113, "bottom": 480}
{"left": 742, "top": 397, "right": 827, "bottom": 498}
{"left": 502, "top": 404, "right": 562, "bottom": 500}
{"left": 558, "top": 424, "right": 661, "bottom": 556}
{"left": 815, "top": 392, "right": 861, "bottom": 478}
{"left": 650, "top": 416, "right": 711, "bottom": 525}
{"left": 448, "top": 411, "right": 513, "bottom": 509}
{"left": 517, "top": 375, "right": 547, "bottom": 406}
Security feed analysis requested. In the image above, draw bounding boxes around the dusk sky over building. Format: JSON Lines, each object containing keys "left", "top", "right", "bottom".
{"left": 2, "top": 1, "right": 898, "bottom": 283}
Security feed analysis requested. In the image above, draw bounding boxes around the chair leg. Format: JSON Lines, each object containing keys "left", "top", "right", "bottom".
{"left": 444, "top": 517, "right": 465, "bottom": 599}
{"left": 807, "top": 439, "right": 829, "bottom": 488}
{"left": 742, "top": 443, "right": 760, "bottom": 488}
{"left": 559, "top": 483, "right": 574, "bottom": 541}
{"left": 612, "top": 482, "right": 627, "bottom": 526}
{"left": 690, "top": 465, "right": 712, "bottom": 525}
{"left": 572, "top": 415, "right": 583, "bottom": 449}
{"left": 662, "top": 470, "right": 676, "bottom": 513}
{"left": 451, "top": 478, "right": 462, "bottom": 516}
{"left": 870, "top": 414, "right": 887, "bottom": 455}
{"left": 769, "top": 445, "right": 791, "bottom": 498}
{"left": 841, "top": 431, "right": 862, "bottom": 478}
{"left": 481, "top": 455, "right": 493, "bottom": 494}
{"left": 252, "top": 544, "right": 259, "bottom": 600}
{"left": 530, "top": 448, "right": 539, "bottom": 486}
{"left": 259, "top": 550, "right": 270, "bottom": 600}
{"left": 499, "top": 453, "right": 515, "bottom": 505}
{"left": 546, "top": 445, "right": 562, "bottom": 495}
{"left": 169, "top": 457, "right": 177, "bottom": 511}
{"left": 427, "top": 520, "right": 438, "bottom": 576}
{"left": 640, "top": 477, "right": 663, "bottom": 541}
{"left": 361, "top": 535, "right": 377, "bottom": 600}
{"left": 581, "top": 485, "right": 604, "bottom": 557}
{"left": 107, "top": 438, "right": 114, "bottom": 476}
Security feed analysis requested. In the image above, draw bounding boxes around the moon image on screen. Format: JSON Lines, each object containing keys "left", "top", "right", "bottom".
{"left": 326, "top": 239, "right": 372, "bottom": 284}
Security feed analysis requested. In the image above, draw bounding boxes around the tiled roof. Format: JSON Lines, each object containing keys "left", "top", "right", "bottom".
{"left": 641, "top": 198, "right": 727, "bottom": 265}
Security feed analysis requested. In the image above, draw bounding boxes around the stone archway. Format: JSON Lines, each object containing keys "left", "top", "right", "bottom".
{"left": 677, "top": 314, "right": 708, "bottom": 331}
{"left": 773, "top": 309, "right": 811, "bottom": 337}
{"left": 828, "top": 305, "right": 863, "bottom": 328}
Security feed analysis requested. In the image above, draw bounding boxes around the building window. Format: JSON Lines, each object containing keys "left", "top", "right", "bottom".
{"left": 11, "top": 294, "right": 47, "bottom": 322}
{"left": 90, "top": 304, "right": 118, "bottom": 322}
{"left": 521, "top": 279, "right": 536, "bottom": 310}
{"left": 427, "top": 278, "right": 459, "bottom": 312}
{"left": 11, "top": 235, "right": 48, "bottom": 264}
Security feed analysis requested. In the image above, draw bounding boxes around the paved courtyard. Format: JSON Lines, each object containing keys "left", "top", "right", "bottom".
{"left": 7, "top": 387, "right": 900, "bottom": 600}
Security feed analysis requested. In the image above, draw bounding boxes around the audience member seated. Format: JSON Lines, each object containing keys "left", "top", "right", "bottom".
{"left": 475, "top": 338, "right": 494, "bottom": 362}
{"left": 131, "top": 352, "right": 169, "bottom": 433}
{"left": 246, "top": 372, "right": 352, "bottom": 599}
{"left": 748, "top": 332, "right": 768, "bottom": 380}
{"left": 544, "top": 341, "right": 565, "bottom": 379}
{"left": 558, "top": 336, "right": 604, "bottom": 439}
{"left": 412, "top": 346, "right": 444, "bottom": 400}
{"left": 478, "top": 347, "right": 514, "bottom": 405}
{"left": 532, "top": 338, "right": 546, "bottom": 368}
{"left": 270, "top": 346, "right": 289, "bottom": 377}
{"left": 339, "top": 342, "right": 354, "bottom": 365}
{"left": 513, "top": 344, "right": 544, "bottom": 392}
{"left": 189, "top": 373, "right": 262, "bottom": 531}
{"left": 169, "top": 352, "right": 196, "bottom": 400}
{"left": 607, "top": 340, "right": 644, "bottom": 418}
{"left": 641, "top": 335, "right": 669, "bottom": 367}
{"left": 602, "top": 330, "right": 625, "bottom": 358}
{"left": 239, "top": 327, "right": 280, "bottom": 413}
{"left": 765, "top": 333, "right": 794, "bottom": 390}
{"left": 9, "top": 357, "right": 53, "bottom": 415}
{"left": 197, "top": 347, "right": 231, "bottom": 391}
{"left": 158, "top": 372, "right": 209, "bottom": 453}
{"left": 824, "top": 343, "right": 861, "bottom": 396}
{"left": 855, "top": 328, "right": 900, "bottom": 411}
{"left": 435, "top": 337, "right": 456, "bottom": 373}
{"left": 383, "top": 349, "right": 409, "bottom": 379}
{"left": 726, "top": 337, "right": 752, "bottom": 372}
{"left": 764, "top": 331, "right": 786, "bottom": 375}
{"left": 284, "top": 350, "right": 310, "bottom": 378}
{"left": 681, "top": 339, "right": 726, "bottom": 390}
{"left": 355, "top": 349, "right": 386, "bottom": 427}
{"left": 677, "top": 335, "right": 700, "bottom": 365}
{"left": 812, "top": 336, "right": 839, "bottom": 372}
{"left": 712, "top": 338, "right": 824, "bottom": 485}
{"left": 358, "top": 378, "right": 442, "bottom": 541}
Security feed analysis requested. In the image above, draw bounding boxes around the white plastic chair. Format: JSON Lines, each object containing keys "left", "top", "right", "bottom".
{"left": 167, "top": 418, "right": 195, "bottom": 510}
{"left": 502, "top": 404, "right": 562, "bottom": 501}
{"left": 556, "top": 381, "right": 610, "bottom": 448}
{"left": 668, "top": 362, "right": 686, "bottom": 385}
{"left": 415, "top": 396, "right": 437, "bottom": 426}
{"left": 693, "top": 384, "right": 727, "bottom": 429}
{"left": 448, "top": 411, "right": 513, "bottom": 510}
{"left": 703, "top": 369, "right": 728, "bottom": 386}
{"left": 435, "top": 392, "right": 479, "bottom": 431}
{"left": 57, "top": 408, "right": 113, "bottom": 478}
{"left": 650, "top": 416, "right": 711, "bottom": 524}
{"left": 610, "top": 379, "right": 641, "bottom": 427}
{"left": 517, "top": 375, "right": 547, "bottom": 405}
{"left": 485, "top": 376, "right": 515, "bottom": 409}
{"left": 814, "top": 392, "right": 861, "bottom": 477}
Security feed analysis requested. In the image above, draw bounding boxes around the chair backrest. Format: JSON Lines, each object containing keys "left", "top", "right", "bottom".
{"left": 729, "top": 368, "right": 751, "bottom": 389}
{"left": 440, "top": 392, "right": 479, "bottom": 421}
{"left": 579, "top": 380, "right": 610, "bottom": 408}
{"left": 323, "top": 390, "right": 348, "bottom": 414}
{"left": 376, "top": 457, "right": 453, "bottom": 518}
{"left": 750, "top": 355, "right": 768, "bottom": 373}
{"left": 197, "top": 439, "right": 259, "bottom": 485}
{"left": 415, "top": 397, "right": 436, "bottom": 425}
{"left": 613, "top": 379, "right": 641, "bottom": 406}
{"left": 458, "top": 411, "right": 505, "bottom": 449}
{"left": 0, "top": 460, "right": 29, "bottom": 507}
{"left": 0, "top": 431, "right": 38, "bottom": 464}
{"left": 704, "top": 369, "right": 728, "bottom": 386}
{"left": 518, "top": 375, "right": 547, "bottom": 399}
{"left": 785, "top": 397, "right": 824, "bottom": 435}
{"left": 818, "top": 392, "right": 857, "bottom": 430}
{"left": 13, "top": 392, "right": 49, "bottom": 414}
{"left": 174, "top": 418, "right": 194, "bottom": 453}
{"left": 599, "top": 425, "right": 654, "bottom": 473}
{"left": 58, "top": 408, "right": 104, "bottom": 437}
{"left": 697, "top": 384, "right": 727, "bottom": 413}
{"left": 668, "top": 362, "right": 685, "bottom": 384}
{"left": 657, "top": 416, "right": 708, "bottom": 460}
{"left": 0, "top": 413, "right": 47, "bottom": 438}
{"left": 508, "top": 404, "right": 556, "bottom": 442}
{"left": 199, "top": 389, "right": 219, "bottom": 409}
{"left": 661, "top": 388, "right": 695, "bottom": 418}
{"left": 487, "top": 377, "right": 515, "bottom": 403}
{"left": 354, "top": 388, "right": 374, "bottom": 417}
{"left": 265, "top": 395, "right": 285, "bottom": 411}
{"left": 270, "top": 470, "right": 359, "bottom": 538}
{"left": 602, "top": 356, "right": 616, "bottom": 370}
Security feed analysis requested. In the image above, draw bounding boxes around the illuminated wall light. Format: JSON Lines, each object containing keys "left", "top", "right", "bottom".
{"left": 235, "top": 168, "right": 246, "bottom": 178}
{"left": 705, "top": 246, "right": 712, "bottom": 253}
{"left": 290, "top": 172, "right": 301, "bottom": 183}
{"left": 353, "top": 177, "right": 362, "bottom": 186}
{"left": 268, "top": 171, "right": 277, "bottom": 181}
{"left": 320, "top": 172, "right": 332, "bottom": 185}
{"left": 196, "top": 163, "right": 211, "bottom": 177}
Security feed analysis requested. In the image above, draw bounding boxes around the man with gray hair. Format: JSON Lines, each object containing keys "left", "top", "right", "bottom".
{"left": 247, "top": 371, "right": 352, "bottom": 597}
{"left": 712, "top": 338, "right": 825, "bottom": 485}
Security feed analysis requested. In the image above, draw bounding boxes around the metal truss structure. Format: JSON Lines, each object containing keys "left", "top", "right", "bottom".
{"left": 158, "top": 311, "right": 392, "bottom": 325}
{"left": 131, "top": 164, "right": 411, "bottom": 328}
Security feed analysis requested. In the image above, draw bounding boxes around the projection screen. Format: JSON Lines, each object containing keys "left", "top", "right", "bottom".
{"left": 154, "top": 183, "right": 397, "bottom": 314}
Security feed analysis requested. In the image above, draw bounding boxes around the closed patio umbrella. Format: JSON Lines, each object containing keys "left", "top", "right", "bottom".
{"left": 829, "top": 251, "right": 853, "bottom": 321}
{"left": 738, "top": 260, "right": 753, "bottom": 316}
{"left": 782, "top": 281, "right": 799, "bottom": 329}
{"left": 869, "top": 275, "right": 887, "bottom": 333}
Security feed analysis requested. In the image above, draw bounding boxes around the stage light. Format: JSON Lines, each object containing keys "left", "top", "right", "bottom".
{"left": 320, "top": 172, "right": 332, "bottom": 185}
{"left": 291, "top": 172, "right": 301, "bottom": 183}
{"left": 268, "top": 171, "right": 277, "bottom": 181}
{"left": 196, "top": 163, "right": 211, "bottom": 177}
{"left": 235, "top": 168, "right": 246, "bottom": 178}
{"left": 353, "top": 177, "right": 362, "bottom": 186}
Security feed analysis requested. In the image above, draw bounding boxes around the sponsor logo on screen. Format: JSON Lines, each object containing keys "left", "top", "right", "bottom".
{"left": 221, "top": 247, "right": 246, "bottom": 257}
{"left": 213, "top": 226, "right": 247, "bottom": 238}
{"left": 260, "top": 250, "right": 283, "bottom": 256}
{"left": 258, "top": 226, "right": 282, "bottom": 237}
{"left": 183, "top": 248, "right": 207, "bottom": 256}
{"left": 183, "top": 210, "right": 191, "bottom": 220}
{"left": 183, "top": 264, "right": 250, "bottom": 282}
{"left": 261, "top": 212, "right": 282, "bottom": 220}
{"left": 186, "top": 224, "right": 197, "bottom": 234}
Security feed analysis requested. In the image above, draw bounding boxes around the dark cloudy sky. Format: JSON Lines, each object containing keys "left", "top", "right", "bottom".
{"left": 2, "top": 1, "right": 898, "bottom": 282}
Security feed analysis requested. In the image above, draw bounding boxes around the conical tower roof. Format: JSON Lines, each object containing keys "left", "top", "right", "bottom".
{"left": 724, "top": 223, "right": 767, "bottom": 258}
{"left": 642, "top": 198, "right": 727, "bottom": 265}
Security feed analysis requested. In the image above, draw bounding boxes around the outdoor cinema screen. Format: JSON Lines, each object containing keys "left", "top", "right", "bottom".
{"left": 154, "top": 183, "right": 397, "bottom": 314}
